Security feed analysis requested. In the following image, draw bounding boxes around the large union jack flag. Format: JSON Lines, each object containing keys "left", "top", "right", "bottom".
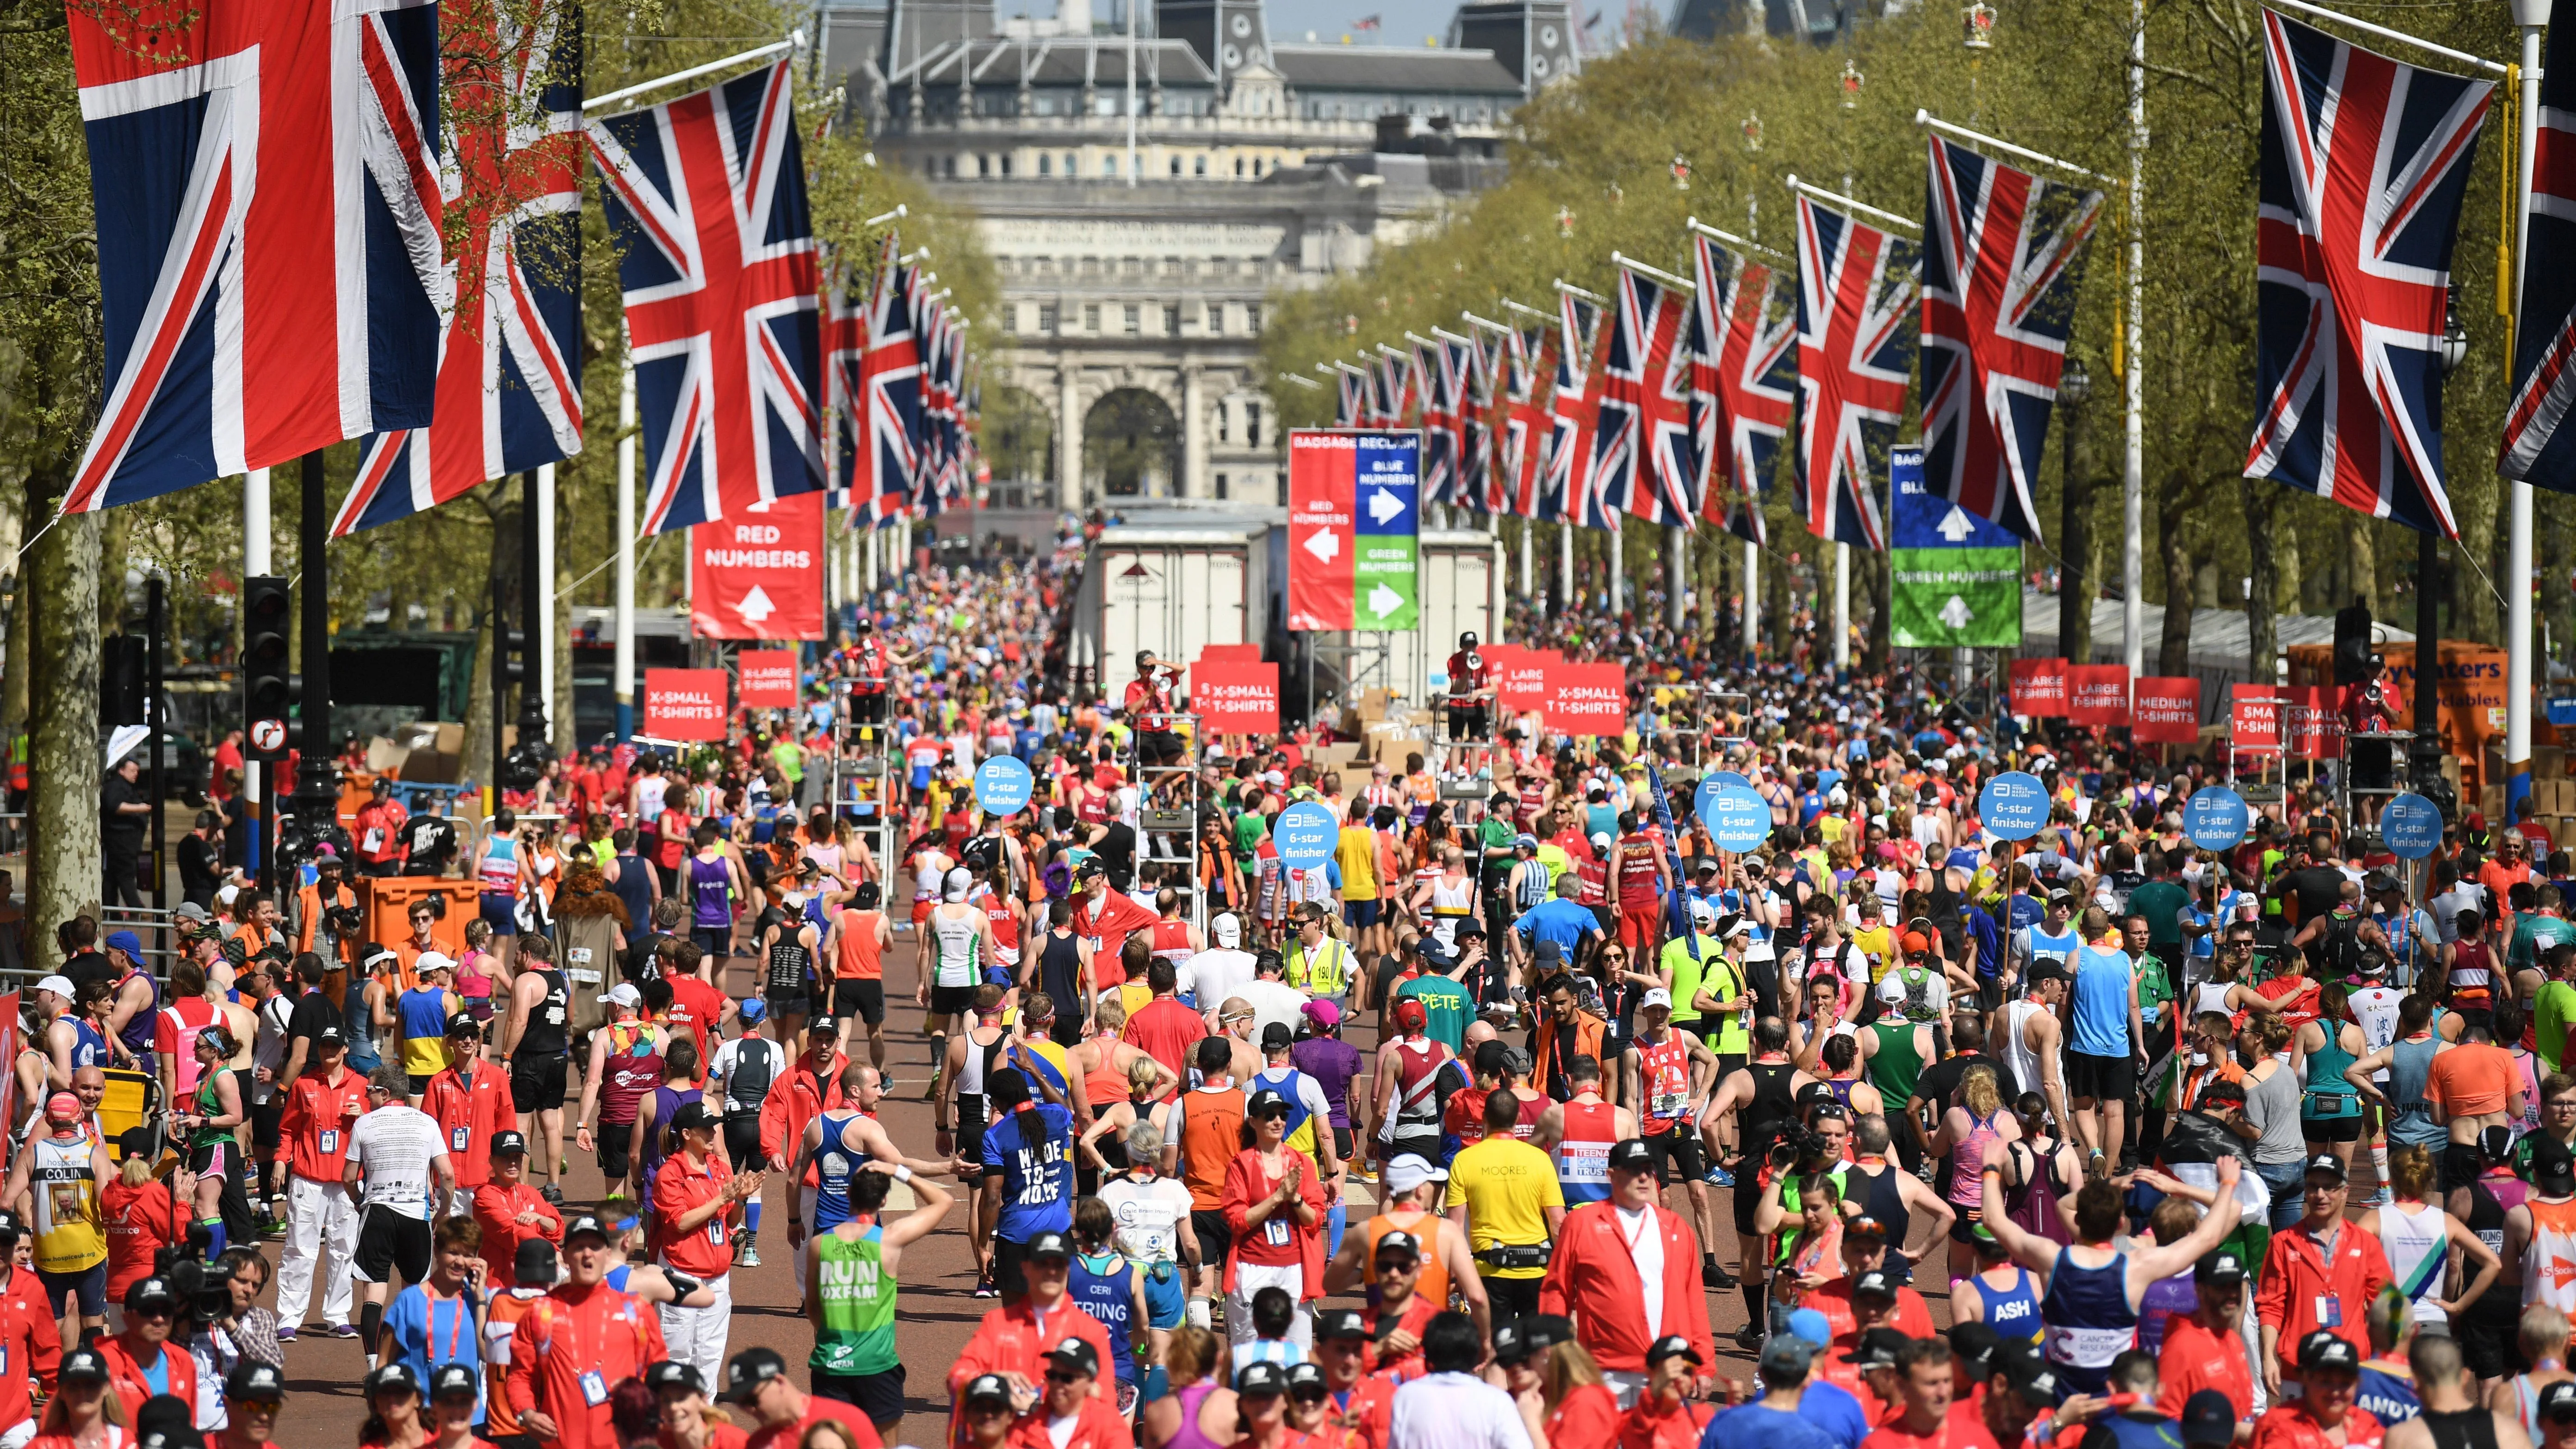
{"left": 1501, "top": 321, "right": 1554, "bottom": 517}
{"left": 2503, "top": 17, "right": 2576, "bottom": 491}
{"left": 1333, "top": 366, "right": 1366, "bottom": 427}
{"left": 1691, "top": 232, "right": 1796, "bottom": 546}
{"left": 1417, "top": 337, "right": 1459, "bottom": 506}
{"left": 1595, "top": 269, "right": 1696, "bottom": 526}
{"left": 65, "top": 0, "right": 447, "bottom": 514}
{"left": 1795, "top": 193, "right": 1918, "bottom": 551}
{"left": 1546, "top": 292, "right": 1613, "bottom": 528}
{"left": 834, "top": 236, "right": 921, "bottom": 528}
{"left": 1921, "top": 134, "right": 2102, "bottom": 544}
{"left": 334, "top": 0, "right": 583, "bottom": 536}
{"left": 2246, "top": 8, "right": 2490, "bottom": 536}
{"left": 591, "top": 59, "right": 823, "bottom": 535}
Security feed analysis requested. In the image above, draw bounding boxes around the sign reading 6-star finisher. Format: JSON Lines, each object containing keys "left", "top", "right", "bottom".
{"left": 1288, "top": 430, "right": 1419, "bottom": 632}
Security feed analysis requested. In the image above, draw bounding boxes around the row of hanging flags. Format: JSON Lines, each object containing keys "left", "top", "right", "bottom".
{"left": 58, "top": 0, "right": 976, "bottom": 535}
{"left": 1330, "top": 6, "right": 2576, "bottom": 551}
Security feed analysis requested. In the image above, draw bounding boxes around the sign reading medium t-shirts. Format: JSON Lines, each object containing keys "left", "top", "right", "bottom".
{"left": 691, "top": 489, "right": 824, "bottom": 641}
{"left": 1543, "top": 662, "right": 1627, "bottom": 736}
{"left": 644, "top": 669, "right": 729, "bottom": 741}
{"left": 1288, "top": 430, "right": 1418, "bottom": 632}
{"left": 737, "top": 650, "right": 799, "bottom": 709}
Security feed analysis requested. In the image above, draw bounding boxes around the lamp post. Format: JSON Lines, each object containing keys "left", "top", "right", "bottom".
{"left": 2417, "top": 287, "right": 2469, "bottom": 819}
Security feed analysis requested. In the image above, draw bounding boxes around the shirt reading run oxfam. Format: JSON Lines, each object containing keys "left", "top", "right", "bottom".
{"left": 983, "top": 1101, "right": 1074, "bottom": 1241}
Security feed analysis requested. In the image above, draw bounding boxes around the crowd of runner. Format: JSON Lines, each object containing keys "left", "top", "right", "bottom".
{"left": 19, "top": 537, "right": 2576, "bottom": 1449}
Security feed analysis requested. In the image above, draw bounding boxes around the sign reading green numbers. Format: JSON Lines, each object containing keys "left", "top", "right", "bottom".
{"left": 1888, "top": 445, "right": 2023, "bottom": 649}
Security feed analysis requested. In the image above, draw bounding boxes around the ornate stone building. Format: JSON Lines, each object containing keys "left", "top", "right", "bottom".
{"left": 819, "top": 0, "right": 1573, "bottom": 507}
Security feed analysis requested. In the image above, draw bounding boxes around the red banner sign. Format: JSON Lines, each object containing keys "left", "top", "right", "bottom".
{"left": 1542, "top": 663, "right": 1628, "bottom": 736}
{"left": 2231, "top": 685, "right": 2284, "bottom": 751}
{"left": 1193, "top": 661, "right": 1282, "bottom": 734}
{"left": 737, "top": 650, "right": 799, "bottom": 709}
{"left": 1499, "top": 648, "right": 1557, "bottom": 711}
{"left": 2009, "top": 658, "right": 2069, "bottom": 717}
{"left": 2285, "top": 684, "right": 2345, "bottom": 759}
{"left": 643, "top": 669, "right": 730, "bottom": 741}
{"left": 2066, "top": 665, "right": 2130, "bottom": 726}
{"left": 690, "top": 489, "right": 824, "bottom": 641}
{"left": 1197, "top": 643, "right": 1262, "bottom": 665}
{"left": 2132, "top": 677, "right": 2202, "bottom": 743}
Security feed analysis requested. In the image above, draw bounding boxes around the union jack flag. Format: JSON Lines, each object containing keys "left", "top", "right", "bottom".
{"left": 828, "top": 235, "right": 921, "bottom": 528}
{"left": 1334, "top": 366, "right": 1366, "bottom": 427}
{"left": 1501, "top": 322, "right": 1555, "bottom": 517}
{"left": 590, "top": 59, "right": 824, "bottom": 535}
{"left": 2502, "top": 17, "right": 2576, "bottom": 491}
{"left": 1545, "top": 292, "right": 1613, "bottom": 528}
{"left": 1690, "top": 232, "right": 1796, "bottom": 545}
{"left": 1463, "top": 329, "right": 1505, "bottom": 513}
{"left": 1595, "top": 269, "right": 1695, "bottom": 526}
{"left": 1374, "top": 349, "right": 1415, "bottom": 427}
{"left": 1921, "top": 134, "right": 2102, "bottom": 544}
{"left": 334, "top": 0, "right": 584, "bottom": 536}
{"left": 1794, "top": 193, "right": 1918, "bottom": 551}
{"left": 1418, "top": 338, "right": 1459, "bottom": 505}
{"left": 2246, "top": 8, "right": 2490, "bottom": 536}
{"left": 64, "top": 0, "right": 448, "bottom": 514}
{"left": 915, "top": 299, "right": 960, "bottom": 516}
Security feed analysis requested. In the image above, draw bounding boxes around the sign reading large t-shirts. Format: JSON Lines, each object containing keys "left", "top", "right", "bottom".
{"left": 1543, "top": 663, "right": 1627, "bottom": 736}
{"left": 644, "top": 669, "right": 730, "bottom": 740}
{"left": 691, "top": 489, "right": 825, "bottom": 641}
{"left": 1287, "top": 429, "right": 1419, "bottom": 632}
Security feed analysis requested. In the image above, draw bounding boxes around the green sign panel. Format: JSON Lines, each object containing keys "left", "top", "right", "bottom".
{"left": 1888, "top": 446, "right": 2022, "bottom": 649}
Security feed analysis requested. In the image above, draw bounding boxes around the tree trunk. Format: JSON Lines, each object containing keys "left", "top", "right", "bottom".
{"left": 2344, "top": 515, "right": 2380, "bottom": 622}
{"left": 26, "top": 467, "right": 101, "bottom": 972}
{"left": 551, "top": 475, "right": 577, "bottom": 759}
{"left": 2242, "top": 480, "right": 2279, "bottom": 687}
{"left": 2458, "top": 477, "right": 2501, "bottom": 644}
{"left": 460, "top": 500, "right": 516, "bottom": 796}
{"left": 2157, "top": 472, "right": 2196, "bottom": 679}
{"left": 0, "top": 488, "right": 29, "bottom": 754}
{"left": 2061, "top": 394, "right": 2096, "bottom": 666}
{"left": 1863, "top": 545, "right": 1891, "bottom": 675}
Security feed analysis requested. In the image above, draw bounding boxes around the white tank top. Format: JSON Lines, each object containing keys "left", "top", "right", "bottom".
{"left": 2002, "top": 999, "right": 2058, "bottom": 1107}
{"left": 1429, "top": 876, "right": 1475, "bottom": 949}
{"left": 2192, "top": 981, "right": 2235, "bottom": 1019}
{"left": 2378, "top": 1201, "right": 2452, "bottom": 1325}
{"left": 932, "top": 905, "right": 981, "bottom": 988}
{"left": 916, "top": 855, "right": 948, "bottom": 904}
{"left": 635, "top": 776, "right": 668, "bottom": 820}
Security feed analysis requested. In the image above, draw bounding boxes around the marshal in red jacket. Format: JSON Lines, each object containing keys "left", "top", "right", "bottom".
{"left": 1536, "top": 1201, "right": 1713, "bottom": 1373}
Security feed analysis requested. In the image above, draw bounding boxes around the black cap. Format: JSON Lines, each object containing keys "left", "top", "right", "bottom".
{"left": 136, "top": 1397, "right": 201, "bottom": 1449}
{"left": 0, "top": 1209, "right": 28, "bottom": 1243}
{"left": 961, "top": 1374, "right": 1016, "bottom": 1409}
{"left": 2182, "top": 1389, "right": 2238, "bottom": 1446}
{"left": 430, "top": 1363, "right": 479, "bottom": 1401}
{"left": 125, "top": 1276, "right": 178, "bottom": 1313}
{"left": 1288, "top": 1362, "right": 1327, "bottom": 1395}
{"left": 2196, "top": 1250, "right": 2249, "bottom": 1288}
{"left": 1026, "top": 1231, "right": 1073, "bottom": 1261}
{"left": 2539, "top": 1381, "right": 2576, "bottom": 1423}
{"left": 2298, "top": 1331, "right": 2361, "bottom": 1373}
{"left": 59, "top": 1347, "right": 110, "bottom": 1384}
{"left": 1759, "top": 1334, "right": 1817, "bottom": 1382}
{"left": 1260, "top": 1022, "right": 1294, "bottom": 1052}
{"left": 1314, "top": 1309, "right": 1369, "bottom": 1341}
{"left": 313, "top": 1022, "right": 347, "bottom": 1047}
{"left": 446, "top": 1012, "right": 482, "bottom": 1038}
{"left": 563, "top": 1213, "right": 613, "bottom": 1246}
{"left": 367, "top": 1363, "right": 423, "bottom": 1398}
{"left": 2536, "top": 1140, "right": 2576, "bottom": 1190}
{"left": 2305, "top": 1153, "right": 2348, "bottom": 1182}
{"left": 1374, "top": 1230, "right": 1423, "bottom": 1262}
{"left": 1527, "top": 1315, "right": 1578, "bottom": 1350}
{"left": 1852, "top": 1269, "right": 1898, "bottom": 1302}
{"left": 1842, "top": 1328, "right": 1911, "bottom": 1369}
{"left": 721, "top": 1347, "right": 791, "bottom": 1403}
{"left": 2000, "top": 1352, "right": 2068, "bottom": 1408}
{"left": 1492, "top": 1319, "right": 1536, "bottom": 1362}
{"left": 1236, "top": 1361, "right": 1290, "bottom": 1395}
{"left": 1046, "top": 1338, "right": 1101, "bottom": 1378}
{"left": 1947, "top": 1321, "right": 2002, "bottom": 1378}
{"left": 648, "top": 1361, "right": 707, "bottom": 1396}
{"left": 224, "top": 1361, "right": 287, "bottom": 1402}
{"left": 1646, "top": 1334, "right": 1703, "bottom": 1366}
{"left": 669, "top": 1101, "right": 718, "bottom": 1133}
{"left": 1608, "top": 1138, "right": 1655, "bottom": 1173}
{"left": 1245, "top": 1089, "right": 1291, "bottom": 1119}
{"left": 516, "top": 1236, "right": 561, "bottom": 1284}
{"left": 491, "top": 1130, "right": 529, "bottom": 1158}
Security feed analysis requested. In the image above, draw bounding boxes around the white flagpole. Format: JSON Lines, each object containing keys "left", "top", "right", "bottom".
{"left": 2123, "top": 0, "right": 2146, "bottom": 677}
{"left": 244, "top": 469, "right": 272, "bottom": 576}
{"left": 1835, "top": 545, "right": 1850, "bottom": 671}
{"left": 1743, "top": 540, "right": 1759, "bottom": 658}
{"left": 537, "top": 463, "right": 557, "bottom": 741}
{"left": 1610, "top": 524, "right": 1624, "bottom": 615}
{"left": 584, "top": 33, "right": 803, "bottom": 112}
{"left": 617, "top": 352, "right": 638, "bottom": 738}
{"left": 2509, "top": 0, "right": 2550, "bottom": 814}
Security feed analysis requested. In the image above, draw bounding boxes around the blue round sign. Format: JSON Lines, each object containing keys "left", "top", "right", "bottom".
{"left": 2183, "top": 787, "right": 2250, "bottom": 851}
{"left": 973, "top": 755, "right": 1035, "bottom": 817}
{"left": 1979, "top": 771, "right": 2051, "bottom": 842}
{"left": 1703, "top": 786, "right": 1772, "bottom": 853}
{"left": 1272, "top": 801, "right": 1341, "bottom": 871}
{"left": 2382, "top": 793, "right": 2444, "bottom": 860}
{"left": 1709, "top": 770, "right": 1753, "bottom": 790}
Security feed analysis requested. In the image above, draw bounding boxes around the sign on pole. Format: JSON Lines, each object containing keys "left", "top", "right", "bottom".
{"left": 1979, "top": 771, "right": 2050, "bottom": 840}
{"left": 1272, "top": 800, "right": 1340, "bottom": 870}
{"left": 1700, "top": 786, "right": 1772, "bottom": 852}
{"left": 2184, "top": 787, "right": 2251, "bottom": 849}
{"left": 1287, "top": 430, "right": 1420, "bottom": 632}
{"left": 737, "top": 650, "right": 799, "bottom": 709}
{"left": 643, "top": 669, "right": 729, "bottom": 740}
{"left": 1888, "top": 446, "right": 2023, "bottom": 649}
{"left": 2008, "top": 658, "right": 2069, "bottom": 717}
{"left": 2132, "top": 678, "right": 2202, "bottom": 743}
{"left": 2382, "top": 794, "right": 2443, "bottom": 859}
{"left": 2066, "top": 665, "right": 2130, "bottom": 727}
{"left": 974, "top": 755, "right": 1036, "bottom": 816}
{"left": 1498, "top": 649, "right": 1555, "bottom": 711}
{"left": 2231, "top": 685, "right": 2284, "bottom": 750}
{"left": 691, "top": 489, "right": 825, "bottom": 640}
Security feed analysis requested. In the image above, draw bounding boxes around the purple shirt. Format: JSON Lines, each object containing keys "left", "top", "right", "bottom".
{"left": 1290, "top": 1035, "right": 1365, "bottom": 1129}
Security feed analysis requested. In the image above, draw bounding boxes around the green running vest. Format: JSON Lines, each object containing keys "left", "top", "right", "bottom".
{"left": 811, "top": 1225, "right": 898, "bottom": 1376}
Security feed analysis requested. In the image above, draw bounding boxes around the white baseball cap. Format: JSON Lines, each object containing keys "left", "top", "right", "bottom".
{"left": 607, "top": 983, "right": 643, "bottom": 1009}
{"left": 1383, "top": 1154, "right": 1449, "bottom": 1194}
{"left": 34, "top": 976, "right": 73, "bottom": 999}
{"left": 413, "top": 951, "right": 456, "bottom": 975}
{"left": 1212, "top": 913, "right": 1242, "bottom": 947}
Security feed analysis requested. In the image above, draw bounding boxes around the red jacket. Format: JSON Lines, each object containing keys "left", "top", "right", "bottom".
{"left": 1537, "top": 1201, "right": 1714, "bottom": 1373}
{"left": 1617, "top": 1396, "right": 1714, "bottom": 1449}
{"left": 2254, "top": 1219, "right": 2390, "bottom": 1376}
{"left": 506, "top": 1282, "right": 669, "bottom": 1449}
{"left": 98, "top": 1333, "right": 194, "bottom": 1427}
{"left": 1317, "top": 1375, "right": 1399, "bottom": 1449}
{"left": 424, "top": 1062, "right": 519, "bottom": 1190}
{"left": 0, "top": 1264, "right": 61, "bottom": 1430}
{"left": 760, "top": 1050, "right": 849, "bottom": 1177}
{"left": 949, "top": 1300, "right": 1115, "bottom": 1447}
{"left": 1006, "top": 1396, "right": 1135, "bottom": 1449}
{"left": 279, "top": 1065, "right": 369, "bottom": 1183}
{"left": 472, "top": 1181, "right": 563, "bottom": 1289}
{"left": 1220, "top": 1149, "right": 1329, "bottom": 1298}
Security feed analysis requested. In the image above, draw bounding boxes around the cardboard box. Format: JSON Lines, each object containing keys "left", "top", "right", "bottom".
{"left": 2484, "top": 784, "right": 2507, "bottom": 823}
{"left": 434, "top": 722, "right": 465, "bottom": 755}
{"left": 402, "top": 749, "right": 458, "bottom": 784}
{"left": 1358, "top": 689, "right": 1393, "bottom": 722}
{"left": 365, "top": 736, "right": 409, "bottom": 774}
{"left": 2539, "top": 745, "right": 2567, "bottom": 780}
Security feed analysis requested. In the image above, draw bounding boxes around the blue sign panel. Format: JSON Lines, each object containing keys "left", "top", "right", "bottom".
{"left": 1704, "top": 786, "right": 1773, "bottom": 853}
{"left": 974, "top": 755, "right": 1035, "bottom": 816}
{"left": 1272, "top": 801, "right": 1341, "bottom": 871}
{"left": 2382, "top": 793, "right": 2444, "bottom": 860}
{"left": 2183, "top": 787, "right": 2250, "bottom": 850}
{"left": 1979, "top": 771, "right": 2050, "bottom": 842}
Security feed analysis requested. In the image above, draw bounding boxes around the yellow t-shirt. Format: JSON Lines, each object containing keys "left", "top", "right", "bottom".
{"left": 1441, "top": 1137, "right": 1564, "bottom": 1279}
{"left": 1337, "top": 826, "right": 1379, "bottom": 902}
{"left": 1851, "top": 925, "right": 1895, "bottom": 983}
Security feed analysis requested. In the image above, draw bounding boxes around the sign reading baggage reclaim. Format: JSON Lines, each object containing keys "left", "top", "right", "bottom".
{"left": 1287, "top": 430, "right": 1419, "bottom": 632}
{"left": 644, "top": 669, "right": 730, "bottom": 741}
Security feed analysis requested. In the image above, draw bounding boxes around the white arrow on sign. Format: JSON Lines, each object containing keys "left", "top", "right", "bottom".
{"left": 737, "top": 585, "right": 777, "bottom": 627}
{"left": 1938, "top": 595, "right": 1974, "bottom": 629}
{"left": 1367, "top": 582, "right": 1405, "bottom": 618}
{"left": 1368, "top": 488, "right": 1405, "bottom": 525}
{"left": 1303, "top": 529, "right": 1342, "bottom": 564}
{"left": 1937, "top": 506, "right": 1976, "bottom": 543}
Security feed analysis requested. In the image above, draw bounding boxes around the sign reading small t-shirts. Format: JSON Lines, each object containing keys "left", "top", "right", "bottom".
{"left": 643, "top": 669, "right": 729, "bottom": 742}
{"left": 1272, "top": 801, "right": 1340, "bottom": 871}
{"left": 1978, "top": 771, "right": 2050, "bottom": 841}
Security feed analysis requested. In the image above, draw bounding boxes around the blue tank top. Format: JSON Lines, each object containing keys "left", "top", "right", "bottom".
{"left": 400, "top": 987, "right": 450, "bottom": 1049}
{"left": 641, "top": 1085, "right": 701, "bottom": 1195}
{"left": 2038, "top": 1247, "right": 2137, "bottom": 1393}
{"left": 2390, "top": 1037, "right": 2447, "bottom": 1147}
{"left": 344, "top": 985, "right": 381, "bottom": 1072}
{"left": 2069, "top": 946, "right": 2136, "bottom": 1057}
{"left": 812, "top": 1111, "right": 864, "bottom": 1232}
{"left": 2135, "top": 1269, "right": 2197, "bottom": 1355}
{"left": 1248, "top": 1067, "right": 1314, "bottom": 1145}
{"left": 2095, "top": 1417, "right": 2180, "bottom": 1449}
{"left": 2022, "top": 924, "right": 2080, "bottom": 968}
{"left": 116, "top": 970, "right": 160, "bottom": 1055}
{"left": 611, "top": 855, "right": 656, "bottom": 938}
{"left": 1068, "top": 1251, "right": 1138, "bottom": 1383}
{"left": 71, "top": 1020, "right": 108, "bottom": 1071}
{"left": 690, "top": 856, "right": 732, "bottom": 928}
{"left": 1973, "top": 1267, "right": 2042, "bottom": 1346}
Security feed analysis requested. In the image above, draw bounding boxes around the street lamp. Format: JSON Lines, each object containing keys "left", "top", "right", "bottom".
{"left": 2059, "top": 356, "right": 2090, "bottom": 404}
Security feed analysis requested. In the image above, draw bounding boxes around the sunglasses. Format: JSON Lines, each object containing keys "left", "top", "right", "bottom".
{"left": 1044, "top": 1370, "right": 1084, "bottom": 1384}
{"left": 1292, "top": 1390, "right": 1329, "bottom": 1404}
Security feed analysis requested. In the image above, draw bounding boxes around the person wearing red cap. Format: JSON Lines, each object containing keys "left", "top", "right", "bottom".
{"left": 1370, "top": 998, "right": 1453, "bottom": 1176}
{"left": 4, "top": 1089, "right": 111, "bottom": 1344}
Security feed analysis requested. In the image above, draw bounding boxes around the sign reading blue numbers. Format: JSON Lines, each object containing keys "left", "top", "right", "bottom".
{"left": 1272, "top": 801, "right": 1340, "bottom": 871}
{"left": 974, "top": 755, "right": 1035, "bottom": 816}
{"left": 2184, "top": 788, "right": 2250, "bottom": 850}
{"left": 1979, "top": 771, "right": 2050, "bottom": 842}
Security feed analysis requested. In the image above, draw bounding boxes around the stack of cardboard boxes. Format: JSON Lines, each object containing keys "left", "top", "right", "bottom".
{"left": 2508, "top": 746, "right": 2576, "bottom": 851}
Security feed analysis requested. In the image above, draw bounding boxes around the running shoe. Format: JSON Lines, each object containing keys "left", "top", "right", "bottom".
{"left": 739, "top": 1240, "right": 762, "bottom": 1269}
{"left": 330, "top": 1323, "right": 360, "bottom": 1338}
{"left": 1733, "top": 1324, "right": 1764, "bottom": 1351}
{"left": 275, "top": 1327, "right": 297, "bottom": 1344}
{"left": 1702, "top": 1258, "right": 1736, "bottom": 1289}
{"left": 541, "top": 1183, "right": 564, "bottom": 1205}
{"left": 973, "top": 1269, "right": 998, "bottom": 1299}
{"left": 1703, "top": 1163, "right": 1735, "bottom": 1188}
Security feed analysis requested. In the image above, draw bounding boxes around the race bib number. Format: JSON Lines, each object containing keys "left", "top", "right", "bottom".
{"left": 319, "top": 1130, "right": 339, "bottom": 1157}
{"left": 580, "top": 1370, "right": 610, "bottom": 1406}
{"left": 545, "top": 1007, "right": 566, "bottom": 1027}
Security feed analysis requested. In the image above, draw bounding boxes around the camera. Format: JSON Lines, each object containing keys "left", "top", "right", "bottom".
{"left": 1767, "top": 1127, "right": 1828, "bottom": 1170}
{"left": 325, "top": 904, "right": 366, "bottom": 937}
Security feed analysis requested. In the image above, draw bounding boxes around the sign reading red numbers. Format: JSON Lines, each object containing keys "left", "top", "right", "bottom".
{"left": 690, "top": 490, "right": 824, "bottom": 641}
{"left": 644, "top": 669, "right": 730, "bottom": 741}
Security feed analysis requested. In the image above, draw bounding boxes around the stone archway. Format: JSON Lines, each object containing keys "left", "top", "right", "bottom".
{"left": 981, "top": 382, "right": 1053, "bottom": 504}
{"left": 1084, "top": 387, "right": 1182, "bottom": 498}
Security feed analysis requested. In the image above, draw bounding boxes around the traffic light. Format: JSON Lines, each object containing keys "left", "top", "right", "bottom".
{"left": 498, "top": 626, "right": 527, "bottom": 687}
{"left": 242, "top": 576, "right": 291, "bottom": 758}
{"left": 99, "top": 635, "right": 147, "bottom": 727}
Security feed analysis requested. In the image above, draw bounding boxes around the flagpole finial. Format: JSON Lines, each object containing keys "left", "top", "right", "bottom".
{"left": 1962, "top": 0, "right": 1994, "bottom": 50}
{"left": 1839, "top": 58, "right": 1864, "bottom": 108}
